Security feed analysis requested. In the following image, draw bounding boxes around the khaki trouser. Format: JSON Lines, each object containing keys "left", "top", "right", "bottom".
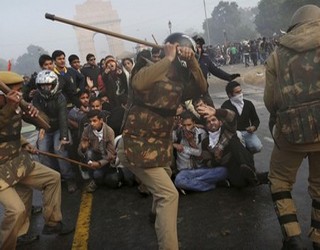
{"left": 118, "top": 139, "right": 179, "bottom": 250}
{"left": 269, "top": 145, "right": 320, "bottom": 243}
{"left": 0, "top": 162, "right": 62, "bottom": 250}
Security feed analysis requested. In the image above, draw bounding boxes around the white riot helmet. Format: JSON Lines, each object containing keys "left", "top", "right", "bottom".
{"left": 36, "top": 70, "right": 59, "bottom": 99}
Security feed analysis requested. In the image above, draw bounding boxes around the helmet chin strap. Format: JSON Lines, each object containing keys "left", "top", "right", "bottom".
{"left": 177, "top": 56, "right": 187, "bottom": 68}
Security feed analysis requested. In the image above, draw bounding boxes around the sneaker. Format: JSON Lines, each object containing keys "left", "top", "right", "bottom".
{"left": 42, "top": 222, "right": 75, "bottom": 235}
{"left": 85, "top": 180, "right": 97, "bottom": 193}
{"left": 178, "top": 188, "right": 187, "bottom": 195}
{"left": 240, "top": 164, "right": 259, "bottom": 186}
{"left": 282, "top": 235, "right": 306, "bottom": 250}
{"left": 216, "top": 179, "right": 231, "bottom": 188}
{"left": 31, "top": 205, "right": 42, "bottom": 215}
{"left": 257, "top": 171, "right": 269, "bottom": 185}
{"left": 17, "top": 234, "right": 39, "bottom": 246}
{"left": 79, "top": 166, "right": 90, "bottom": 180}
{"left": 66, "top": 180, "right": 77, "bottom": 193}
{"left": 137, "top": 184, "right": 150, "bottom": 197}
{"left": 313, "top": 242, "right": 320, "bottom": 250}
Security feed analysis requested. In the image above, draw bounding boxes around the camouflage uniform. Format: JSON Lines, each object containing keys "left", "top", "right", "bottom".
{"left": 0, "top": 71, "right": 62, "bottom": 249}
{"left": 118, "top": 55, "right": 207, "bottom": 249}
{"left": 264, "top": 17, "right": 320, "bottom": 245}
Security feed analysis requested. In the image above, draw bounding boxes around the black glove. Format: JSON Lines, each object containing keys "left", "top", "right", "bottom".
{"left": 229, "top": 73, "right": 240, "bottom": 81}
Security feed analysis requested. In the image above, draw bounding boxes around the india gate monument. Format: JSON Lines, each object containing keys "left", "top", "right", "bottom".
{"left": 74, "top": 0, "right": 125, "bottom": 60}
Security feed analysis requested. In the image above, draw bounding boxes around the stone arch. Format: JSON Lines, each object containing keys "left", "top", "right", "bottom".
{"left": 74, "top": 0, "right": 125, "bottom": 61}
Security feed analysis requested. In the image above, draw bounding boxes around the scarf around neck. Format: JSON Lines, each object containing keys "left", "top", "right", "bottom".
{"left": 230, "top": 93, "right": 244, "bottom": 115}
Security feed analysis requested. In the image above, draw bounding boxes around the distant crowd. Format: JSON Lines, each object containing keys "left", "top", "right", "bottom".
{"left": 204, "top": 36, "right": 276, "bottom": 67}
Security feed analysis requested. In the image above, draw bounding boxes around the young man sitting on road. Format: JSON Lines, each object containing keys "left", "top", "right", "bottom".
{"left": 173, "top": 111, "right": 227, "bottom": 192}
{"left": 197, "top": 105, "right": 268, "bottom": 188}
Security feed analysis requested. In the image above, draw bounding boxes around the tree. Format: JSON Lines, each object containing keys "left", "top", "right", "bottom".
{"left": 12, "top": 45, "right": 48, "bottom": 76}
{"left": 238, "top": 7, "right": 258, "bottom": 40}
{"left": 203, "top": 1, "right": 256, "bottom": 45}
{"left": 254, "top": 0, "right": 285, "bottom": 37}
{"left": 255, "top": 0, "right": 320, "bottom": 37}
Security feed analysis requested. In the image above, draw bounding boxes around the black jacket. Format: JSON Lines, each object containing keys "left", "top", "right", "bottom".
{"left": 221, "top": 99, "right": 260, "bottom": 131}
{"left": 199, "top": 53, "right": 233, "bottom": 81}
{"left": 80, "top": 64, "right": 100, "bottom": 88}
{"left": 32, "top": 91, "right": 69, "bottom": 140}
{"left": 68, "top": 67, "right": 86, "bottom": 92}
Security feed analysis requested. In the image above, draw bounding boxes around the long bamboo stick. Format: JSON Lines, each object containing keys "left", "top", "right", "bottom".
{"left": 37, "top": 150, "right": 93, "bottom": 169}
{"left": 45, "top": 13, "right": 163, "bottom": 49}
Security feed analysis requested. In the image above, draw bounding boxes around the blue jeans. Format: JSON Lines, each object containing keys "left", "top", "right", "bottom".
{"left": 37, "top": 130, "right": 75, "bottom": 180}
{"left": 240, "top": 131, "right": 263, "bottom": 154}
{"left": 81, "top": 149, "right": 109, "bottom": 185}
{"left": 174, "top": 167, "right": 228, "bottom": 192}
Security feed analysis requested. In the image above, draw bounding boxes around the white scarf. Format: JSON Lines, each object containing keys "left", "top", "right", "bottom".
{"left": 208, "top": 128, "right": 221, "bottom": 149}
{"left": 93, "top": 128, "right": 103, "bottom": 142}
{"left": 230, "top": 93, "right": 244, "bottom": 115}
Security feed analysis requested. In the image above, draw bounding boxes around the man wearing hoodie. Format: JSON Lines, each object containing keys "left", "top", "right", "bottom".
{"left": 264, "top": 5, "right": 320, "bottom": 250}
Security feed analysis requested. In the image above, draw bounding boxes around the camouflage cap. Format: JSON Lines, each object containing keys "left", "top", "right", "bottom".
{"left": 0, "top": 71, "right": 24, "bottom": 85}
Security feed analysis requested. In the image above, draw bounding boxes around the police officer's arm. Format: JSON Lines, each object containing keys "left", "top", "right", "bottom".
{"left": 0, "top": 91, "right": 20, "bottom": 129}
{"left": 264, "top": 52, "right": 278, "bottom": 115}
{"left": 264, "top": 52, "right": 278, "bottom": 132}
{"left": 187, "top": 56, "right": 207, "bottom": 94}
{"left": 132, "top": 43, "right": 177, "bottom": 91}
{"left": 206, "top": 55, "right": 239, "bottom": 81}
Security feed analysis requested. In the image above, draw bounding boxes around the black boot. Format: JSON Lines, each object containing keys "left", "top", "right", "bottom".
{"left": 256, "top": 171, "right": 269, "bottom": 185}
{"left": 282, "top": 235, "right": 306, "bottom": 250}
{"left": 31, "top": 205, "right": 42, "bottom": 215}
{"left": 17, "top": 234, "right": 39, "bottom": 246}
{"left": 313, "top": 242, "right": 320, "bottom": 250}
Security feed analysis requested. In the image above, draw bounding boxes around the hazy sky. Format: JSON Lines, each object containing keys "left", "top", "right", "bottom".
{"left": 1, "top": 0, "right": 259, "bottom": 62}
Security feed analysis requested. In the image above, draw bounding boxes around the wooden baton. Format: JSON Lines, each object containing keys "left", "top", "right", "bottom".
{"left": 37, "top": 150, "right": 93, "bottom": 169}
{"left": 45, "top": 13, "right": 163, "bottom": 49}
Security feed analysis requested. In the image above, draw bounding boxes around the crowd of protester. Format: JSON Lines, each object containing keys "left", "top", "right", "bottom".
{"left": 11, "top": 35, "right": 267, "bottom": 248}
{"left": 204, "top": 36, "right": 277, "bottom": 67}
{"left": 18, "top": 38, "right": 268, "bottom": 195}
{"left": 4, "top": 4, "right": 320, "bottom": 248}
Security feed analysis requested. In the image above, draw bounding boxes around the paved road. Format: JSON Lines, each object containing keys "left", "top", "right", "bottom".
{"left": 6, "top": 64, "right": 313, "bottom": 249}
